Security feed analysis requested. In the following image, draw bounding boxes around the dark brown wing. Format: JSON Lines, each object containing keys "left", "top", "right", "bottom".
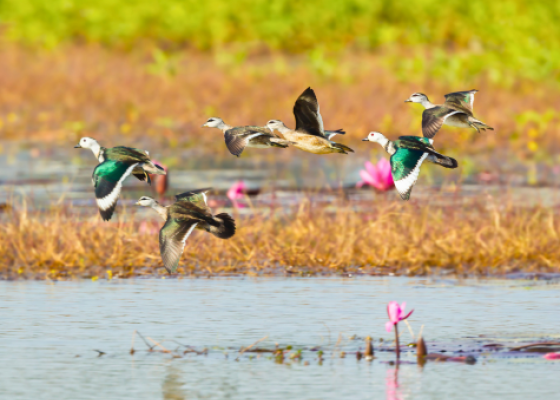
{"left": 293, "top": 87, "right": 324, "bottom": 137}
{"left": 443, "top": 90, "right": 477, "bottom": 115}
{"left": 422, "top": 107, "right": 464, "bottom": 138}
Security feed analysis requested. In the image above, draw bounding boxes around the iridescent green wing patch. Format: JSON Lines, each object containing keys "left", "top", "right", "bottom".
{"left": 390, "top": 148, "right": 427, "bottom": 200}
{"left": 390, "top": 148, "right": 423, "bottom": 181}
{"left": 92, "top": 159, "right": 139, "bottom": 220}
{"left": 397, "top": 136, "right": 433, "bottom": 148}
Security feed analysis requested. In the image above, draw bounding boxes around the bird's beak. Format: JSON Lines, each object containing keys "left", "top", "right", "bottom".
{"left": 201, "top": 123, "right": 208, "bottom": 128}
{"left": 362, "top": 137, "right": 370, "bottom": 141}
{"left": 135, "top": 201, "right": 141, "bottom": 205}
{"left": 404, "top": 99, "right": 412, "bottom": 103}
{"left": 74, "top": 145, "right": 82, "bottom": 148}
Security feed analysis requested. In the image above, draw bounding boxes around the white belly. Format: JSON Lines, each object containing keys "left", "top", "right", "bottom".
{"left": 444, "top": 114, "right": 470, "bottom": 128}
{"left": 246, "top": 142, "right": 271, "bottom": 149}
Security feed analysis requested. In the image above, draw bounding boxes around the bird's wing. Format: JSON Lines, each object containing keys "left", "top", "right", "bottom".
{"left": 324, "top": 128, "right": 345, "bottom": 140}
{"left": 132, "top": 171, "right": 151, "bottom": 184}
{"left": 92, "top": 160, "right": 139, "bottom": 221}
{"left": 174, "top": 188, "right": 212, "bottom": 212}
{"left": 390, "top": 148, "right": 429, "bottom": 201}
{"left": 105, "top": 146, "right": 151, "bottom": 163}
{"left": 421, "top": 107, "right": 463, "bottom": 138}
{"left": 443, "top": 90, "right": 477, "bottom": 115}
{"left": 397, "top": 136, "right": 434, "bottom": 149}
{"left": 293, "top": 87, "right": 324, "bottom": 137}
{"left": 158, "top": 218, "right": 199, "bottom": 273}
{"left": 224, "top": 127, "right": 268, "bottom": 156}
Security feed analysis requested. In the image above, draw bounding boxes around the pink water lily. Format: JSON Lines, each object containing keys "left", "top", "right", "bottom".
{"left": 227, "top": 180, "right": 247, "bottom": 208}
{"left": 385, "top": 301, "right": 413, "bottom": 361}
{"left": 385, "top": 301, "right": 414, "bottom": 333}
{"left": 356, "top": 159, "right": 394, "bottom": 191}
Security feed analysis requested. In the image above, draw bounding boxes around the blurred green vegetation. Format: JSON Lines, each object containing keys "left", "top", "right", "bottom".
{"left": 0, "top": 0, "right": 559, "bottom": 83}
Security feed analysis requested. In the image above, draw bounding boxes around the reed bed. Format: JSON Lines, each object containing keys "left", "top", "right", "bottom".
{"left": 2, "top": 193, "right": 560, "bottom": 280}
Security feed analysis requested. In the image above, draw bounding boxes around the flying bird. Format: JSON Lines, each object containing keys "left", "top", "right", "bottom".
{"left": 266, "top": 87, "right": 354, "bottom": 155}
{"left": 136, "top": 188, "right": 236, "bottom": 273}
{"left": 202, "top": 117, "right": 293, "bottom": 157}
{"left": 405, "top": 90, "right": 493, "bottom": 138}
{"left": 74, "top": 137, "right": 166, "bottom": 221}
{"left": 362, "top": 132, "right": 457, "bottom": 200}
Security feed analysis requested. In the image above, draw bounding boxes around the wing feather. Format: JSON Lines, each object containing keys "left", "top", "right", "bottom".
{"left": 293, "top": 87, "right": 324, "bottom": 137}
{"left": 159, "top": 219, "right": 198, "bottom": 273}
{"left": 421, "top": 107, "right": 463, "bottom": 138}
{"left": 390, "top": 149, "right": 428, "bottom": 201}
{"left": 175, "top": 188, "right": 212, "bottom": 212}
{"left": 224, "top": 129, "right": 248, "bottom": 156}
{"left": 92, "top": 160, "right": 139, "bottom": 221}
{"left": 443, "top": 90, "right": 477, "bottom": 115}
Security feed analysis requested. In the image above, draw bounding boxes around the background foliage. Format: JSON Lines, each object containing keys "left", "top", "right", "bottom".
{"left": 0, "top": 0, "right": 559, "bottom": 82}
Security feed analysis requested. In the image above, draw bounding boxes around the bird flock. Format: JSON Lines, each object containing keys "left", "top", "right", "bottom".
{"left": 74, "top": 87, "right": 492, "bottom": 272}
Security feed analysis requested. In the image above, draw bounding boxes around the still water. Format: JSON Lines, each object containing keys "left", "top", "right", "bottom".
{"left": 1, "top": 277, "right": 559, "bottom": 399}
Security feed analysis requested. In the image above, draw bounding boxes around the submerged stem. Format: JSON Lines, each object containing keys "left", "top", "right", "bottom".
{"left": 395, "top": 323, "right": 400, "bottom": 360}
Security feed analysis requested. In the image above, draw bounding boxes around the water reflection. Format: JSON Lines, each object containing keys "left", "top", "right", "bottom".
{"left": 162, "top": 365, "right": 187, "bottom": 400}
{"left": 385, "top": 368, "right": 402, "bottom": 400}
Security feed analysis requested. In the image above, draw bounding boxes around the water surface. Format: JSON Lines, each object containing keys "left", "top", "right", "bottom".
{"left": 1, "top": 277, "right": 559, "bottom": 399}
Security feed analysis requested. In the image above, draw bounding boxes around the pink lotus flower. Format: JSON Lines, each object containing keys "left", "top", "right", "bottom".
{"left": 544, "top": 353, "right": 560, "bottom": 360}
{"left": 356, "top": 159, "right": 394, "bottom": 191}
{"left": 385, "top": 301, "right": 413, "bottom": 361}
{"left": 385, "top": 301, "right": 414, "bottom": 333}
{"left": 227, "top": 180, "right": 247, "bottom": 208}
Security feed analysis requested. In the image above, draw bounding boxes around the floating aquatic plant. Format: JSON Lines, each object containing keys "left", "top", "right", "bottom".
{"left": 385, "top": 301, "right": 413, "bottom": 360}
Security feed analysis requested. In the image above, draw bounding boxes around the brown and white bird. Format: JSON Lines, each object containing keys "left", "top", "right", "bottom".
{"left": 405, "top": 90, "right": 494, "bottom": 138}
{"left": 202, "top": 117, "right": 292, "bottom": 157}
{"left": 136, "top": 188, "right": 236, "bottom": 273}
{"left": 266, "top": 87, "right": 354, "bottom": 155}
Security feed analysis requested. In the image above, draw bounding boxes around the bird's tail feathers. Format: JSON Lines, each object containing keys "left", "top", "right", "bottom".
{"left": 331, "top": 142, "right": 355, "bottom": 154}
{"left": 208, "top": 213, "right": 236, "bottom": 239}
{"left": 142, "top": 161, "right": 166, "bottom": 175}
{"left": 427, "top": 153, "right": 458, "bottom": 169}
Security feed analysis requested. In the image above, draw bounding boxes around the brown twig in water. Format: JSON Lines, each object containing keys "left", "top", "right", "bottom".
{"left": 236, "top": 335, "right": 269, "bottom": 360}
{"left": 394, "top": 324, "right": 401, "bottom": 360}
{"left": 404, "top": 320, "right": 415, "bottom": 342}
{"left": 331, "top": 333, "right": 343, "bottom": 359}
{"left": 147, "top": 337, "right": 172, "bottom": 354}
{"left": 135, "top": 331, "right": 155, "bottom": 351}
{"left": 130, "top": 330, "right": 137, "bottom": 355}
{"left": 510, "top": 342, "right": 560, "bottom": 351}
{"left": 170, "top": 340, "right": 207, "bottom": 355}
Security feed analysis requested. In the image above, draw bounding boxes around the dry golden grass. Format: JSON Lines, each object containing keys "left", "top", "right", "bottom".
{"left": 2, "top": 193, "right": 560, "bottom": 280}
{"left": 1, "top": 45, "right": 560, "bottom": 163}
